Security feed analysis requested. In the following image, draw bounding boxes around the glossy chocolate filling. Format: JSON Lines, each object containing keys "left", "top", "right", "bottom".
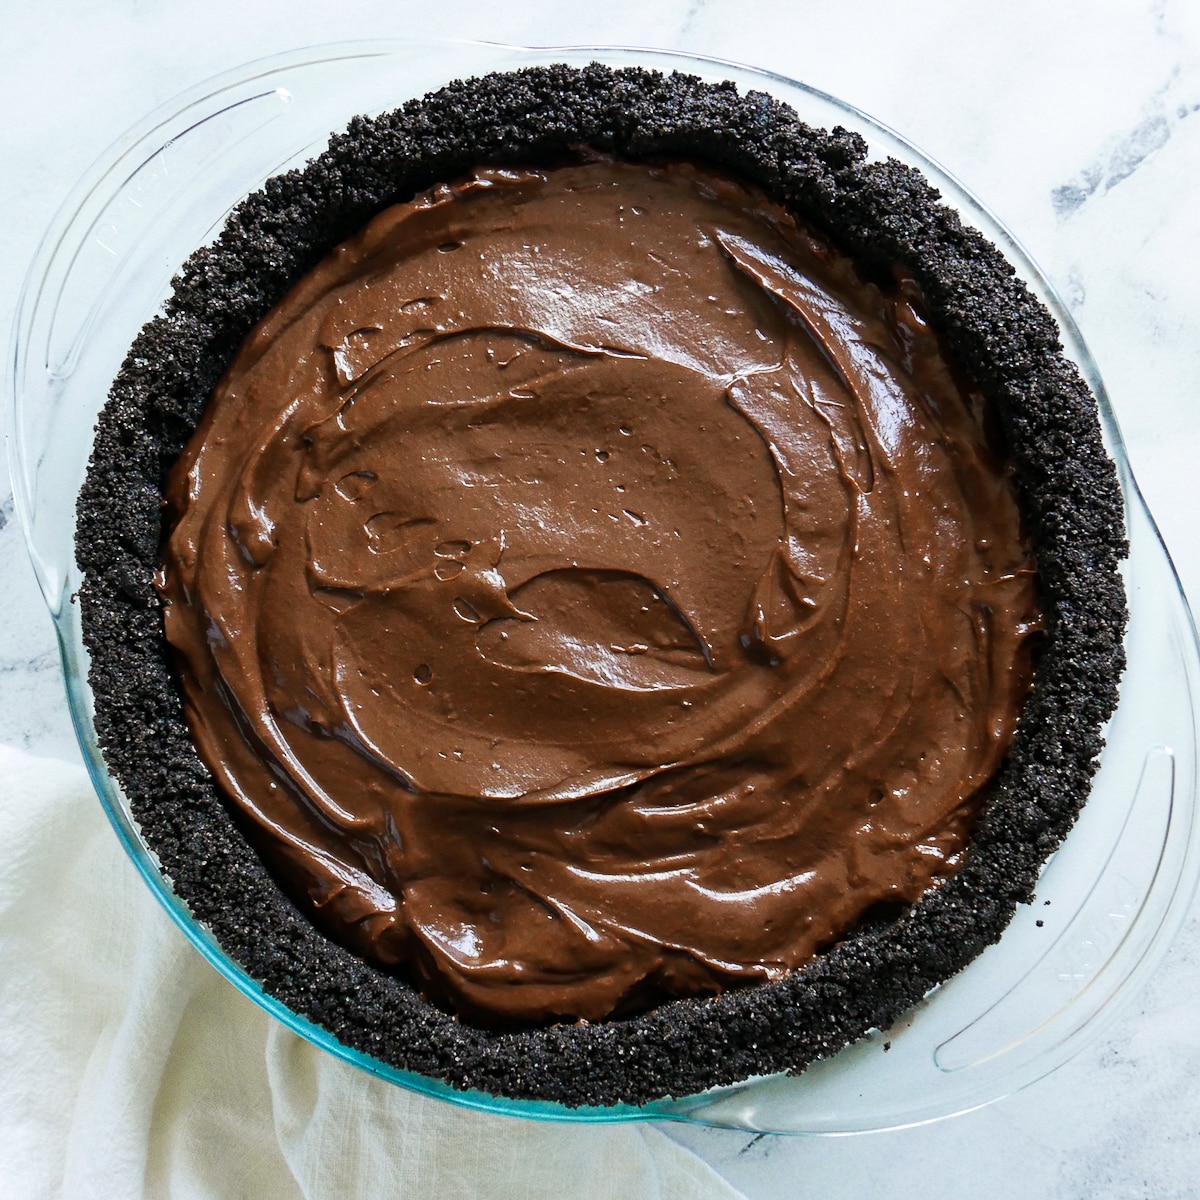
{"left": 157, "top": 158, "right": 1041, "bottom": 1025}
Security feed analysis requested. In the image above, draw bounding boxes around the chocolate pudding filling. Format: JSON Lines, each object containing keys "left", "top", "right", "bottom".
{"left": 157, "top": 159, "right": 1040, "bottom": 1024}
{"left": 78, "top": 64, "right": 1127, "bottom": 1105}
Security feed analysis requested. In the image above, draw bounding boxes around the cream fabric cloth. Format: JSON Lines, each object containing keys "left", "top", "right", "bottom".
{"left": 0, "top": 746, "right": 746, "bottom": 1200}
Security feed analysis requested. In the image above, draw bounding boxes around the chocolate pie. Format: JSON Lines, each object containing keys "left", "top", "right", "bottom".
{"left": 78, "top": 64, "right": 1126, "bottom": 1106}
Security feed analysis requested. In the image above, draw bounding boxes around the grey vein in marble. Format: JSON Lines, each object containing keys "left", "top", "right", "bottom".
{"left": 1053, "top": 73, "right": 1199, "bottom": 217}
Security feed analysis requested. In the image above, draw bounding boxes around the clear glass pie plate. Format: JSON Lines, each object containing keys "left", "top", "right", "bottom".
{"left": 9, "top": 40, "right": 1200, "bottom": 1134}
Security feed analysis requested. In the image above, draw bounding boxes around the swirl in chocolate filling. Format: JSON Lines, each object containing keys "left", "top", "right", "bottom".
{"left": 157, "top": 158, "right": 1041, "bottom": 1024}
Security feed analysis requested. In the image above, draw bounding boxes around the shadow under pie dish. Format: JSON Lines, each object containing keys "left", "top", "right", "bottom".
{"left": 74, "top": 57, "right": 1128, "bottom": 1110}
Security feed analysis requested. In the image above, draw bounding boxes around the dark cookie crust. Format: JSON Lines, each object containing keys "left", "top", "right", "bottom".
{"left": 77, "top": 64, "right": 1127, "bottom": 1108}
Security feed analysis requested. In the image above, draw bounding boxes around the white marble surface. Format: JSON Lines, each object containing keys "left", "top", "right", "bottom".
{"left": 4, "top": 1, "right": 1200, "bottom": 1195}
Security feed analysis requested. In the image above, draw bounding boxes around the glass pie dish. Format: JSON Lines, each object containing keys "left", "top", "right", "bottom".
{"left": 9, "top": 40, "right": 1200, "bottom": 1134}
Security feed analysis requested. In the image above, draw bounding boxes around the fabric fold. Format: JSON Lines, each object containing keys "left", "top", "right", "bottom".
{"left": 0, "top": 746, "right": 745, "bottom": 1200}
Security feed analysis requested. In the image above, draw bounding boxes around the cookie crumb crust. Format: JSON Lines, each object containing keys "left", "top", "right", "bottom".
{"left": 77, "top": 64, "right": 1127, "bottom": 1108}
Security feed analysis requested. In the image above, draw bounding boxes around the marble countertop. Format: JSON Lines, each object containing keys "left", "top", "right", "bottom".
{"left": 4, "top": 1, "right": 1199, "bottom": 1195}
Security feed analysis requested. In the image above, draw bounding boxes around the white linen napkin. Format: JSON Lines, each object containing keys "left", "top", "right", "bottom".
{"left": 0, "top": 746, "right": 746, "bottom": 1200}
